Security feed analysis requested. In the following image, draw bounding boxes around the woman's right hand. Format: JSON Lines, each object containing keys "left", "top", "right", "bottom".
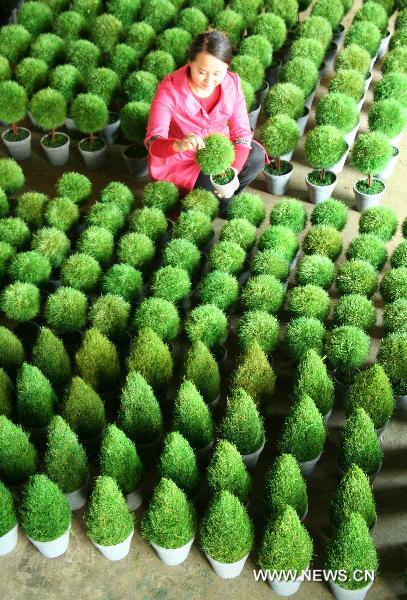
{"left": 173, "top": 133, "right": 205, "bottom": 152}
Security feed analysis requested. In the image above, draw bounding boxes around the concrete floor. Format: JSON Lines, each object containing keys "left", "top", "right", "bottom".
{"left": 1, "top": 2, "right": 407, "bottom": 598}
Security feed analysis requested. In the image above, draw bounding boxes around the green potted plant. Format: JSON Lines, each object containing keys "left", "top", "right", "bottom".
{"left": 86, "top": 475, "right": 134, "bottom": 560}
{"left": 0, "top": 481, "right": 18, "bottom": 556}
{"left": 311, "top": 198, "right": 348, "bottom": 231}
{"left": 291, "top": 37, "right": 325, "bottom": 71}
{"left": 0, "top": 80, "right": 30, "bottom": 160}
{"left": 91, "top": 12, "right": 122, "bottom": 54}
{"left": 185, "top": 304, "right": 227, "bottom": 348}
{"left": 60, "top": 253, "right": 101, "bottom": 293}
{"left": 87, "top": 68, "right": 120, "bottom": 143}
{"left": 331, "top": 464, "right": 376, "bottom": 530}
{"left": 75, "top": 327, "right": 120, "bottom": 393}
{"left": 359, "top": 205, "right": 398, "bottom": 242}
{"left": 382, "top": 298, "right": 407, "bottom": 334}
{"left": 87, "top": 203, "right": 125, "bottom": 237}
{"left": 0, "top": 326, "right": 25, "bottom": 375}
{"left": 345, "top": 19, "right": 382, "bottom": 59}
{"left": 380, "top": 267, "right": 407, "bottom": 303}
{"left": 31, "top": 33, "right": 65, "bottom": 68}
{"left": 280, "top": 57, "right": 319, "bottom": 109}
{"left": 127, "top": 327, "right": 173, "bottom": 393}
{"left": 295, "top": 349, "right": 334, "bottom": 421}
{"left": 72, "top": 0, "right": 102, "bottom": 19}
{"left": 346, "top": 233, "right": 387, "bottom": 270}
{"left": 336, "top": 43, "right": 371, "bottom": 77}
{"left": 67, "top": 38, "right": 100, "bottom": 79}
{"left": 287, "top": 284, "right": 330, "bottom": 322}
{"left": 156, "top": 27, "right": 192, "bottom": 68}
{"left": 174, "top": 209, "right": 213, "bottom": 249}
{"left": 261, "top": 114, "right": 299, "bottom": 195}
{"left": 117, "top": 232, "right": 155, "bottom": 270}
{"left": 198, "top": 271, "right": 239, "bottom": 313}
{"left": 200, "top": 490, "right": 254, "bottom": 579}
{"left": 71, "top": 93, "right": 108, "bottom": 169}
{"left": 100, "top": 424, "right": 143, "bottom": 511}
{"left": 16, "top": 191, "right": 48, "bottom": 230}
{"left": 118, "top": 370, "right": 163, "bottom": 451}
{"left": 15, "top": 56, "right": 48, "bottom": 100}
{"left": 120, "top": 100, "right": 150, "bottom": 176}
{"left": 0, "top": 158, "right": 25, "bottom": 196}
{"left": 336, "top": 260, "right": 377, "bottom": 297}
{"left": 368, "top": 98, "right": 406, "bottom": 148}
{"left": 374, "top": 72, "right": 407, "bottom": 107}
{"left": 162, "top": 238, "right": 200, "bottom": 279}
{"left": 325, "top": 325, "right": 370, "bottom": 391}
{"left": 89, "top": 294, "right": 130, "bottom": 339}
{"left": 302, "top": 225, "right": 342, "bottom": 260}
{"left": 333, "top": 294, "right": 376, "bottom": 332}
{"left": 107, "top": 0, "right": 138, "bottom": 29}
{"left": 264, "top": 83, "right": 306, "bottom": 133}
{"left": 207, "top": 439, "right": 252, "bottom": 505}
{"left": 326, "top": 513, "right": 378, "bottom": 599}
{"left": 44, "top": 415, "right": 89, "bottom": 510}
{"left": 142, "top": 477, "right": 196, "bottom": 565}
{"left": 157, "top": 431, "right": 199, "bottom": 497}
{"left": 207, "top": 242, "right": 245, "bottom": 279}
{"left": 251, "top": 249, "right": 290, "bottom": 282}
{"left": 183, "top": 188, "right": 219, "bottom": 220}
{"left": 378, "top": 332, "right": 407, "bottom": 401}
{"left": 20, "top": 474, "right": 71, "bottom": 558}
{"left": 338, "top": 406, "right": 383, "bottom": 479}
{"left": 134, "top": 297, "right": 179, "bottom": 342}
{"left": 141, "top": 181, "right": 179, "bottom": 216}
{"left": 269, "top": 197, "right": 307, "bottom": 233}
{"left": 62, "top": 377, "right": 106, "bottom": 450}
{"left": 54, "top": 9, "right": 86, "bottom": 40}
{"left": 0, "top": 368, "right": 13, "bottom": 418}
{"left": 196, "top": 134, "right": 237, "bottom": 199}
{"left": 226, "top": 191, "right": 264, "bottom": 226}
{"left": 16, "top": 362, "right": 56, "bottom": 437}
{"left": 231, "top": 342, "right": 276, "bottom": 407}
{"left": 0, "top": 24, "right": 32, "bottom": 68}
{"left": 253, "top": 13, "right": 287, "bottom": 71}
{"left": 30, "top": 87, "right": 69, "bottom": 166}
{"left": 0, "top": 217, "right": 29, "bottom": 250}
{"left": 183, "top": 340, "right": 220, "bottom": 406}
{"left": 126, "top": 21, "right": 156, "bottom": 59}
{"left": 0, "top": 282, "right": 40, "bottom": 322}
{"left": 263, "top": 453, "right": 308, "bottom": 521}
{"left": 0, "top": 415, "right": 37, "bottom": 486}
{"left": 50, "top": 66, "right": 82, "bottom": 131}
{"left": 316, "top": 92, "right": 360, "bottom": 148}
{"left": 213, "top": 10, "right": 244, "bottom": 48}
{"left": 77, "top": 227, "right": 113, "bottom": 266}
{"left": 265, "top": 0, "right": 298, "bottom": 29}
{"left": 304, "top": 125, "right": 347, "bottom": 203}
{"left": 31, "top": 226, "right": 70, "bottom": 268}
{"left": 296, "top": 255, "right": 335, "bottom": 290}
{"left": 237, "top": 308, "right": 279, "bottom": 355}
{"left": 312, "top": 0, "right": 344, "bottom": 31}
{"left": 218, "top": 388, "right": 265, "bottom": 469}
{"left": 8, "top": 250, "right": 51, "bottom": 286}
{"left": 351, "top": 131, "right": 392, "bottom": 211}
{"left": 230, "top": 54, "right": 265, "bottom": 97}
{"left": 130, "top": 206, "right": 167, "bottom": 242}
{"left": 259, "top": 505, "right": 313, "bottom": 596}
{"left": 241, "top": 274, "right": 285, "bottom": 314}
{"left": 44, "top": 286, "right": 87, "bottom": 334}
{"left": 151, "top": 266, "right": 191, "bottom": 305}
{"left": 102, "top": 263, "right": 142, "bottom": 303}
{"left": 55, "top": 172, "right": 90, "bottom": 206}
{"left": 45, "top": 197, "right": 79, "bottom": 233}
{"left": 278, "top": 394, "right": 327, "bottom": 477}
{"left": 240, "top": 34, "right": 273, "bottom": 74}
{"left": 220, "top": 218, "right": 256, "bottom": 252}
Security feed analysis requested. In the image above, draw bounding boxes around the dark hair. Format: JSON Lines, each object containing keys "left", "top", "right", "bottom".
{"left": 188, "top": 30, "right": 233, "bottom": 65}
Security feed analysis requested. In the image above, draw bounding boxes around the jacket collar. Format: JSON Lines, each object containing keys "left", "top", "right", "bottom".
{"left": 170, "top": 64, "right": 230, "bottom": 117}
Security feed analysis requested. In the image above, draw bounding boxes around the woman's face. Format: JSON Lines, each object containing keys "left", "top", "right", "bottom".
{"left": 188, "top": 51, "right": 228, "bottom": 92}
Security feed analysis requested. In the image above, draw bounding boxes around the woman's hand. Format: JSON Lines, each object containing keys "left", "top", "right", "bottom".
{"left": 173, "top": 133, "right": 205, "bottom": 152}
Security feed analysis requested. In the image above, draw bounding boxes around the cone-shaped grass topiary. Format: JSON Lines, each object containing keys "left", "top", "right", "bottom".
{"left": 207, "top": 440, "right": 252, "bottom": 504}
{"left": 325, "top": 513, "right": 378, "bottom": 590}
{"left": 382, "top": 299, "right": 407, "bottom": 334}
{"left": 253, "top": 12, "right": 286, "bottom": 50}
{"left": 45, "top": 197, "right": 79, "bottom": 233}
{"left": 196, "top": 133, "right": 235, "bottom": 180}
{"left": 198, "top": 271, "right": 239, "bottom": 312}
{"left": 351, "top": 132, "right": 392, "bottom": 190}
{"left": 311, "top": 198, "right": 348, "bottom": 232}
{"left": 264, "top": 83, "right": 305, "bottom": 120}
{"left": 261, "top": 114, "right": 300, "bottom": 169}
{"left": 218, "top": 388, "right": 264, "bottom": 455}
{"left": 231, "top": 342, "right": 276, "bottom": 406}
{"left": 333, "top": 294, "right": 376, "bottom": 332}
{"left": 56, "top": 172, "right": 91, "bottom": 205}
{"left": 336, "top": 260, "right": 377, "bottom": 297}
{"left": 377, "top": 332, "right": 407, "bottom": 395}
{"left": 183, "top": 189, "right": 219, "bottom": 220}
{"left": 208, "top": 241, "right": 245, "bottom": 275}
{"left": 185, "top": 304, "right": 227, "bottom": 348}
{"left": 295, "top": 349, "right": 334, "bottom": 417}
{"left": 240, "top": 34, "right": 272, "bottom": 69}
{"left": 134, "top": 298, "right": 179, "bottom": 342}
{"left": 0, "top": 218, "right": 30, "bottom": 250}
{"left": 368, "top": 98, "right": 407, "bottom": 139}
{"left": 61, "top": 253, "right": 101, "bottom": 292}
{"left": 331, "top": 465, "right": 376, "bottom": 529}
{"left": 213, "top": 10, "right": 244, "bottom": 48}
{"left": 8, "top": 251, "right": 51, "bottom": 286}
{"left": 142, "top": 180, "right": 179, "bottom": 214}
{"left": 142, "top": 477, "right": 196, "bottom": 549}
{"left": 269, "top": 198, "right": 307, "bottom": 234}
{"left": 302, "top": 225, "right": 342, "bottom": 261}
{"left": 251, "top": 250, "right": 290, "bottom": 281}
{"left": 237, "top": 310, "right": 279, "bottom": 354}
{"left": 31, "top": 227, "right": 70, "bottom": 268}
{"left": 0, "top": 480, "right": 17, "bottom": 538}
{"left": 102, "top": 264, "right": 142, "bottom": 303}
{"left": 200, "top": 490, "right": 254, "bottom": 563}
{"left": 296, "top": 254, "right": 335, "bottom": 290}
{"left": 16, "top": 362, "right": 56, "bottom": 429}
{"left": 86, "top": 475, "right": 134, "bottom": 546}
{"left": 75, "top": 328, "right": 120, "bottom": 392}
{"left": 0, "top": 159, "right": 25, "bottom": 195}
{"left": 227, "top": 192, "right": 265, "bottom": 227}
{"left": 30, "top": 88, "right": 67, "bottom": 145}
{"left": 380, "top": 268, "right": 407, "bottom": 303}
{"left": 0, "top": 24, "right": 32, "bottom": 65}
{"left": 173, "top": 380, "right": 214, "bottom": 450}
{"left": 241, "top": 274, "right": 285, "bottom": 314}
{"left": 338, "top": 407, "right": 382, "bottom": 475}
{"left": 127, "top": 328, "right": 173, "bottom": 392}
{"left": 16, "top": 57, "right": 48, "bottom": 98}
{"left": 259, "top": 505, "right": 313, "bottom": 575}
{"left": 44, "top": 415, "right": 88, "bottom": 493}
{"left": 287, "top": 284, "right": 330, "bottom": 321}
{"left": 77, "top": 227, "right": 113, "bottom": 266}
{"left": 157, "top": 431, "right": 199, "bottom": 496}
{"left": 325, "top": 325, "right": 370, "bottom": 377}
{"left": 20, "top": 474, "right": 71, "bottom": 542}
{"left": 89, "top": 294, "right": 130, "bottom": 338}
{"left": 183, "top": 341, "right": 220, "bottom": 404}
{"left": 162, "top": 238, "right": 201, "bottom": 275}
{"left": 67, "top": 39, "right": 100, "bottom": 79}
{"left": 62, "top": 377, "right": 105, "bottom": 440}
{"left": 346, "top": 364, "right": 394, "bottom": 429}
{"left": 117, "top": 232, "right": 155, "bottom": 269}
{"left": 0, "top": 368, "right": 13, "bottom": 418}
{"left": 359, "top": 206, "right": 398, "bottom": 242}
{"left": 285, "top": 316, "right": 326, "bottom": 362}
{"left": 0, "top": 282, "right": 40, "bottom": 322}
{"left": 374, "top": 72, "right": 407, "bottom": 108}
{"left": 316, "top": 93, "right": 359, "bottom": 134}
{"left": 230, "top": 54, "right": 264, "bottom": 92}
{"left": 130, "top": 207, "right": 167, "bottom": 241}
{"left": 100, "top": 424, "right": 143, "bottom": 495}
{"left": 118, "top": 371, "right": 163, "bottom": 444}
{"left": 0, "top": 326, "right": 25, "bottom": 374}
{"left": 0, "top": 415, "right": 37, "bottom": 485}
{"left": 151, "top": 266, "right": 191, "bottom": 304}
{"left": 263, "top": 454, "right": 308, "bottom": 520}
{"left": 259, "top": 225, "right": 299, "bottom": 261}
{"left": 220, "top": 218, "right": 256, "bottom": 252}
{"left": 72, "top": 93, "right": 108, "bottom": 147}
{"left": 290, "top": 37, "right": 325, "bottom": 68}
{"left": 278, "top": 394, "right": 326, "bottom": 463}
{"left": 45, "top": 287, "right": 87, "bottom": 333}
{"left": 345, "top": 20, "right": 381, "bottom": 56}
{"left": 280, "top": 57, "right": 318, "bottom": 98}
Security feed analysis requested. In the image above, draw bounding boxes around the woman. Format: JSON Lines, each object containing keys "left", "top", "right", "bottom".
{"left": 144, "top": 30, "right": 266, "bottom": 200}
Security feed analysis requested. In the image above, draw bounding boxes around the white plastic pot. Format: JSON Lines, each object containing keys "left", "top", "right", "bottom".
{"left": 389, "top": 131, "right": 403, "bottom": 149}
{"left": 28, "top": 111, "right": 46, "bottom": 131}
{"left": 377, "top": 30, "right": 390, "bottom": 59}
{"left": 208, "top": 395, "right": 220, "bottom": 411}
{"left": 297, "top": 107, "right": 310, "bottom": 136}
{"left": 364, "top": 72, "right": 372, "bottom": 95}
{"left": 64, "top": 117, "right": 80, "bottom": 136}
{"left": 103, "top": 113, "right": 120, "bottom": 144}
{"left": 329, "top": 578, "right": 373, "bottom": 600}
{"left": 290, "top": 249, "right": 301, "bottom": 270}
{"left": 306, "top": 172, "right": 337, "bottom": 204}
{"left": 375, "top": 147, "right": 399, "bottom": 180}
{"left": 330, "top": 145, "right": 349, "bottom": 175}
{"left": 40, "top": 133, "right": 70, "bottom": 166}
{"left": 395, "top": 394, "right": 407, "bottom": 410}
{"left": 264, "top": 164, "right": 293, "bottom": 196}
{"left": 354, "top": 179, "right": 386, "bottom": 211}
{"left": 266, "top": 60, "right": 282, "bottom": 85}
{"left": 376, "top": 420, "right": 388, "bottom": 442}
{"left": 28, "top": 526, "right": 71, "bottom": 558}
{"left": 125, "top": 487, "right": 143, "bottom": 511}
{"left": 344, "top": 122, "right": 360, "bottom": 147}
{"left": 205, "top": 551, "right": 249, "bottom": 579}
{"left": 300, "top": 452, "right": 322, "bottom": 478}
{"left": 268, "top": 568, "right": 307, "bottom": 597}
{"left": 210, "top": 167, "right": 238, "bottom": 198}
{"left": 150, "top": 538, "right": 194, "bottom": 566}
{"left": 93, "top": 529, "right": 134, "bottom": 561}
{"left": 333, "top": 24, "right": 345, "bottom": 46}
{"left": 304, "top": 89, "right": 316, "bottom": 110}
{"left": 280, "top": 149, "right": 294, "bottom": 162}
{"left": 242, "top": 438, "right": 265, "bottom": 470}
{"left": 65, "top": 479, "right": 88, "bottom": 510}
{"left": 2, "top": 127, "right": 31, "bottom": 160}
{"left": 78, "top": 137, "right": 107, "bottom": 170}
{"left": 0, "top": 523, "right": 18, "bottom": 556}
{"left": 256, "top": 80, "right": 269, "bottom": 105}
{"left": 323, "top": 407, "right": 333, "bottom": 424}
{"left": 323, "top": 42, "right": 338, "bottom": 74}
{"left": 248, "top": 103, "right": 261, "bottom": 131}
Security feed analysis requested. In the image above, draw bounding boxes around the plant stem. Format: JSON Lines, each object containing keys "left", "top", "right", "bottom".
{"left": 90, "top": 132, "right": 95, "bottom": 145}
{"left": 368, "top": 173, "right": 372, "bottom": 187}
{"left": 11, "top": 122, "right": 18, "bottom": 136}
{"left": 320, "top": 168, "right": 325, "bottom": 181}
{"left": 51, "top": 129, "right": 56, "bottom": 143}
{"left": 275, "top": 157, "right": 281, "bottom": 170}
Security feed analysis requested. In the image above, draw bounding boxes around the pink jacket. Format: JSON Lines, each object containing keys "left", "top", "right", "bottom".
{"left": 144, "top": 65, "right": 254, "bottom": 193}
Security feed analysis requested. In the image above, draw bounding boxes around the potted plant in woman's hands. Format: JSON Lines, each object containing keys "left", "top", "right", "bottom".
{"left": 196, "top": 133, "right": 238, "bottom": 201}
{"left": 30, "top": 88, "right": 69, "bottom": 167}
{"left": 351, "top": 132, "right": 392, "bottom": 211}
{"left": 261, "top": 114, "right": 299, "bottom": 195}
{"left": 121, "top": 101, "right": 150, "bottom": 176}
{"left": 0, "top": 81, "right": 30, "bottom": 160}
{"left": 71, "top": 93, "right": 109, "bottom": 170}
{"left": 304, "top": 125, "right": 347, "bottom": 203}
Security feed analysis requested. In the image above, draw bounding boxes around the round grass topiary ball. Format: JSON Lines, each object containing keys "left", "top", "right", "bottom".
{"left": 336, "top": 43, "right": 371, "bottom": 76}
{"left": 359, "top": 205, "right": 398, "bottom": 241}
{"left": 183, "top": 189, "right": 219, "bottom": 220}
{"left": 290, "top": 38, "right": 325, "bottom": 68}
{"left": 87, "top": 203, "right": 125, "bottom": 237}
{"left": 56, "top": 171, "right": 91, "bottom": 205}
{"left": 351, "top": 132, "right": 393, "bottom": 181}
{"left": 124, "top": 70, "right": 158, "bottom": 103}
{"left": 87, "top": 67, "right": 120, "bottom": 106}
{"left": 380, "top": 267, "right": 407, "bottom": 303}
{"left": 261, "top": 114, "right": 300, "bottom": 161}
{"left": 31, "top": 33, "right": 65, "bottom": 68}
{"left": 91, "top": 13, "right": 123, "bottom": 53}
{"left": 237, "top": 310, "right": 279, "bottom": 354}
{"left": 30, "top": 87, "right": 67, "bottom": 134}
{"left": 208, "top": 241, "right": 245, "bottom": 275}
{"left": 54, "top": 10, "right": 87, "bottom": 41}
{"left": 151, "top": 266, "right": 191, "bottom": 304}
{"left": 0, "top": 218, "right": 30, "bottom": 249}
{"left": 198, "top": 270, "right": 239, "bottom": 311}
{"left": 333, "top": 294, "right": 376, "bottom": 331}
{"left": 100, "top": 181, "right": 134, "bottom": 215}
{"left": 190, "top": 0, "right": 224, "bottom": 21}
{"left": 346, "top": 233, "right": 387, "bottom": 270}
{"left": 16, "top": 192, "right": 48, "bottom": 230}
{"left": 213, "top": 10, "right": 244, "bottom": 48}
{"left": 253, "top": 13, "right": 286, "bottom": 51}
{"left": 44, "top": 286, "right": 87, "bottom": 333}
{"left": 157, "top": 28, "right": 192, "bottom": 68}
{"left": 142, "top": 50, "right": 175, "bottom": 81}
{"left": 185, "top": 304, "right": 228, "bottom": 347}
{"left": 126, "top": 22, "right": 156, "bottom": 59}
{"left": 328, "top": 69, "right": 364, "bottom": 101}
{"left": 316, "top": 93, "right": 359, "bottom": 133}
{"left": 251, "top": 250, "right": 290, "bottom": 281}
{"left": 177, "top": 7, "right": 208, "bottom": 37}
{"left": 102, "top": 264, "right": 143, "bottom": 304}
{"left": 297, "top": 15, "right": 333, "bottom": 50}
{"left": 140, "top": 0, "right": 176, "bottom": 33}
{"left": 196, "top": 134, "right": 235, "bottom": 176}
{"left": 162, "top": 238, "right": 201, "bottom": 275}
{"left": 280, "top": 57, "right": 318, "bottom": 98}
{"left": 304, "top": 125, "right": 347, "bottom": 173}
{"left": 0, "top": 25, "right": 32, "bottom": 65}
{"left": 89, "top": 294, "right": 130, "bottom": 338}
{"left": 31, "top": 227, "right": 70, "bottom": 268}
{"left": 109, "top": 44, "right": 137, "bottom": 79}
{"left": 269, "top": 198, "right": 307, "bottom": 233}
{"left": 382, "top": 298, "right": 407, "bottom": 333}
{"left": 296, "top": 254, "right": 335, "bottom": 290}
{"left": 264, "top": 83, "right": 305, "bottom": 120}
{"left": 230, "top": 54, "right": 264, "bottom": 92}
{"left": 264, "top": 0, "right": 298, "bottom": 29}
{"left": 354, "top": 1, "right": 388, "bottom": 33}
{"left": 302, "top": 225, "right": 342, "bottom": 261}
{"left": 259, "top": 225, "right": 299, "bottom": 262}
{"left": 239, "top": 35, "right": 273, "bottom": 69}
{"left": 173, "top": 210, "right": 213, "bottom": 248}
{"left": 287, "top": 284, "right": 330, "bottom": 321}
{"left": 0, "top": 56, "right": 11, "bottom": 82}
{"left": 77, "top": 226, "right": 114, "bottom": 266}
{"left": 391, "top": 242, "right": 407, "bottom": 269}
{"left": 8, "top": 251, "right": 51, "bottom": 286}
{"left": 134, "top": 297, "right": 180, "bottom": 342}
{"left": 383, "top": 47, "right": 407, "bottom": 76}
{"left": 241, "top": 79, "right": 256, "bottom": 112}
{"left": 0, "top": 282, "right": 40, "bottom": 322}
{"left": 374, "top": 72, "right": 407, "bottom": 108}
{"left": 344, "top": 20, "right": 381, "bottom": 57}
{"left": 142, "top": 180, "right": 179, "bottom": 214}
{"left": 325, "top": 325, "right": 370, "bottom": 373}
{"left": 336, "top": 260, "right": 377, "bottom": 297}
{"left": 61, "top": 253, "right": 101, "bottom": 292}
{"left": 120, "top": 101, "right": 150, "bottom": 143}
{"left": 311, "top": 0, "right": 344, "bottom": 29}
{"left": 46, "top": 198, "right": 79, "bottom": 233}
{"left": 16, "top": 57, "right": 48, "bottom": 97}
{"left": 0, "top": 159, "right": 25, "bottom": 195}
{"left": 368, "top": 98, "right": 407, "bottom": 139}
{"left": 241, "top": 274, "right": 285, "bottom": 314}
{"left": 130, "top": 207, "right": 167, "bottom": 242}
{"left": 220, "top": 218, "right": 256, "bottom": 251}
{"left": 227, "top": 192, "right": 265, "bottom": 227}
{"left": 71, "top": 93, "right": 108, "bottom": 137}
{"left": 117, "top": 232, "right": 155, "bottom": 269}
{"left": 49, "top": 64, "right": 82, "bottom": 104}
{"left": 0, "top": 81, "right": 28, "bottom": 129}
{"left": 311, "top": 198, "right": 348, "bottom": 231}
